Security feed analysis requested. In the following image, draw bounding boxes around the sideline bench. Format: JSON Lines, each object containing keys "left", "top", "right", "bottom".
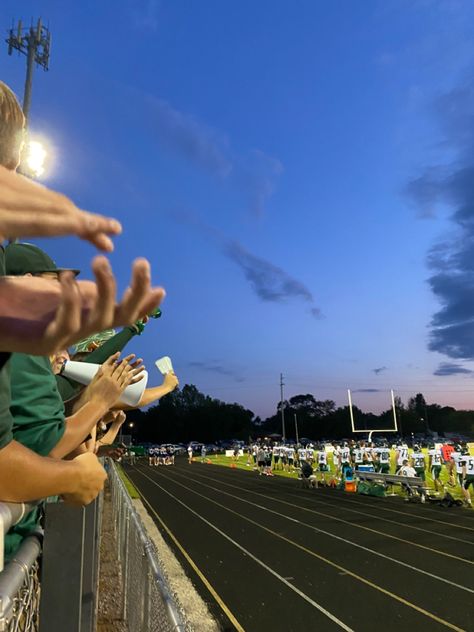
{"left": 355, "top": 470, "right": 428, "bottom": 501}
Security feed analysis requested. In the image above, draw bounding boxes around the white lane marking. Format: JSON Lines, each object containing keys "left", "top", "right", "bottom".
{"left": 187, "top": 468, "right": 473, "bottom": 566}
{"left": 134, "top": 468, "right": 354, "bottom": 632}
{"left": 174, "top": 468, "right": 474, "bottom": 594}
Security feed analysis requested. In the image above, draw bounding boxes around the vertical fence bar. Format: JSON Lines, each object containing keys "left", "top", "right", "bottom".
{"left": 39, "top": 504, "right": 85, "bottom": 632}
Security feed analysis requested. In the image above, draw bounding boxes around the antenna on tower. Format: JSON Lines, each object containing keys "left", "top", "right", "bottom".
{"left": 5, "top": 17, "right": 52, "bottom": 123}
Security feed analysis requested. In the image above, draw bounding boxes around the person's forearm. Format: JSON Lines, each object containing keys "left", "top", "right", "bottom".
{"left": 49, "top": 399, "right": 109, "bottom": 459}
{"left": 97, "top": 421, "right": 122, "bottom": 446}
{"left": 0, "top": 440, "right": 83, "bottom": 502}
{"left": 57, "top": 328, "right": 138, "bottom": 403}
{"left": 117, "top": 384, "right": 172, "bottom": 410}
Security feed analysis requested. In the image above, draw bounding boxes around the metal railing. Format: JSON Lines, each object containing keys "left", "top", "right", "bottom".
{"left": 108, "top": 461, "right": 187, "bottom": 632}
{"left": 0, "top": 502, "right": 41, "bottom": 632}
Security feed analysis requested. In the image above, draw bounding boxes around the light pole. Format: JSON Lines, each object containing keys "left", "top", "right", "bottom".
{"left": 280, "top": 373, "right": 286, "bottom": 441}
{"left": 294, "top": 413, "right": 299, "bottom": 445}
{"left": 6, "top": 18, "right": 51, "bottom": 123}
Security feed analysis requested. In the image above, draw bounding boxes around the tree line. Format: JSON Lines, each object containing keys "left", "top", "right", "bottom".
{"left": 127, "top": 385, "right": 474, "bottom": 444}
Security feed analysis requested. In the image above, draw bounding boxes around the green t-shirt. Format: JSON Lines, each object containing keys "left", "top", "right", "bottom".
{"left": 5, "top": 353, "right": 65, "bottom": 562}
{"left": 0, "top": 246, "right": 13, "bottom": 450}
{"left": 10, "top": 354, "right": 65, "bottom": 456}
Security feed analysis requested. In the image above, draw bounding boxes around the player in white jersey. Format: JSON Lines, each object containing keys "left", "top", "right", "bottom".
{"left": 286, "top": 446, "right": 296, "bottom": 472}
{"left": 461, "top": 454, "right": 474, "bottom": 507}
{"left": 279, "top": 445, "right": 287, "bottom": 470}
{"left": 340, "top": 443, "right": 351, "bottom": 475}
{"left": 376, "top": 444, "right": 391, "bottom": 473}
{"left": 148, "top": 446, "right": 155, "bottom": 466}
{"left": 187, "top": 444, "right": 193, "bottom": 464}
{"left": 317, "top": 445, "right": 329, "bottom": 484}
{"left": 365, "top": 442, "right": 376, "bottom": 466}
{"left": 251, "top": 443, "right": 259, "bottom": 469}
{"left": 428, "top": 444, "right": 443, "bottom": 492}
{"left": 332, "top": 443, "right": 341, "bottom": 476}
{"left": 273, "top": 444, "right": 281, "bottom": 470}
{"left": 352, "top": 443, "right": 364, "bottom": 469}
{"left": 306, "top": 445, "right": 314, "bottom": 465}
{"left": 452, "top": 446, "right": 468, "bottom": 487}
{"left": 297, "top": 446, "right": 306, "bottom": 466}
{"left": 396, "top": 443, "right": 409, "bottom": 472}
{"left": 410, "top": 445, "right": 426, "bottom": 481}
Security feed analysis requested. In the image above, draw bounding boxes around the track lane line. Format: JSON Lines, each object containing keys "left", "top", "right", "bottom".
{"left": 136, "top": 487, "right": 245, "bottom": 632}
{"left": 186, "top": 468, "right": 473, "bottom": 565}
{"left": 166, "top": 467, "right": 474, "bottom": 594}
{"left": 133, "top": 467, "right": 355, "bottom": 632}
{"left": 137, "top": 465, "right": 466, "bottom": 632}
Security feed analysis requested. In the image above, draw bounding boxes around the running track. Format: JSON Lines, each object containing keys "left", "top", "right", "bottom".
{"left": 124, "top": 460, "right": 474, "bottom": 632}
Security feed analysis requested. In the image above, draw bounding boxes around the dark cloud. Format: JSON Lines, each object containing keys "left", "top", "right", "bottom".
{"left": 224, "top": 240, "right": 322, "bottom": 316}
{"left": 406, "top": 77, "right": 474, "bottom": 361}
{"left": 372, "top": 367, "right": 387, "bottom": 375}
{"left": 144, "top": 97, "right": 282, "bottom": 215}
{"left": 188, "top": 361, "right": 245, "bottom": 382}
{"left": 145, "top": 96, "right": 232, "bottom": 178}
{"left": 352, "top": 389, "right": 382, "bottom": 393}
{"left": 434, "top": 362, "right": 473, "bottom": 376}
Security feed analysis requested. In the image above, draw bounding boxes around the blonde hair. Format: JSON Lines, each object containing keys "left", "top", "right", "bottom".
{"left": 0, "top": 81, "right": 25, "bottom": 169}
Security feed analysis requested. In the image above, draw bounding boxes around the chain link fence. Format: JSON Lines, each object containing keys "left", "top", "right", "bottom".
{"left": 0, "top": 532, "right": 41, "bottom": 632}
{"left": 108, "top": 461, "right": 187, "bottom": 632}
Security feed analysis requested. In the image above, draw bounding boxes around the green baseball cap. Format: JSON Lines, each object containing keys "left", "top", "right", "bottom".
{"left": 5, "top": 243, "right": 80, "bottom": 277}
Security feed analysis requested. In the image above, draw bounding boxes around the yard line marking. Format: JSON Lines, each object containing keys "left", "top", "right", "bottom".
{"left": 169, "top": 468, "right": 474, "bottom": 594}
{"left": 134, "top": 468, "right": 354, "bottom": 632}
{"left": 188, "top": 469, "right": 473, "bottom": 565}
{"left": 137, "top": 466, "right": 466, "bottom": 632}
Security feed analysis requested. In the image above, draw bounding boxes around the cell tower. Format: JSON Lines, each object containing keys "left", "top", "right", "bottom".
{"left": 6, "top": 18, "right": 51, "bottom": 122}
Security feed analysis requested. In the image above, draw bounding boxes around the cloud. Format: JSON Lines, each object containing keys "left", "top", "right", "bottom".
{"left": 233, "top": 150, "right": 284, "bottom": 216}
{"left": 434, "top": 362, "right": 473, "bottom": 376}
{"left": 145, "top": 96, "right": 233, "bottom": 177}
{"left": 132, "top": 0, "right": 160, "bottom": 30}
{"left": 143, "top": 96, "right": 282, "bottom": 214}
{"left": 224, "top": 239, "right": 322, "bottom": 316}
{"left": 372, "top": 367, "right": 387, "bottom": 375}
{"left": 189, "top": 361, "right": 245, "bottom": 382}
{"left": 352, "top": 389, "right": 383, "bottom": 393}
{"left": 173, "top": 212, "right": 322, "bottom": 318}
{"left": 406, "top": 77, "right": 474, "bottom": 361}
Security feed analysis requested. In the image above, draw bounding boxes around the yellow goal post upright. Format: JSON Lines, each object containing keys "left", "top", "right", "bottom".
{"left": 347, "top": 389, "right": 399, "bottom": 443}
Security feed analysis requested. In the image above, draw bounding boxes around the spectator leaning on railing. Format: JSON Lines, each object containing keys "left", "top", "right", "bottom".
{"left": 0, "top": 80, "right": 164, "bottom": 558}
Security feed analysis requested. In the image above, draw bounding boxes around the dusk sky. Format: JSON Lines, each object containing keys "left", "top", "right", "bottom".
{"left": 3, "top": 1, "right": 474, "bottom": 420}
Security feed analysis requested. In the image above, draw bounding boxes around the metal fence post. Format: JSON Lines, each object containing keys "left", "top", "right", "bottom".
{"left": 39, "top": 503, "right": 85, "bottom": 632}
{"left": 81, "top": 498, "right": 100, "bottom": 632}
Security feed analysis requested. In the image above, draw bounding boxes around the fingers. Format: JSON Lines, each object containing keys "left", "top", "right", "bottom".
{"left": 115, "top": 259, "right": 165, "bottom": 325}
{"left": 0, "top": 168, "right": 122, "bottom": 249}
{"left": 85, "top": 257, "right": 117, "bottom": 332}
{"left": 43, "top": 272, "right": 81, "bottom": 349}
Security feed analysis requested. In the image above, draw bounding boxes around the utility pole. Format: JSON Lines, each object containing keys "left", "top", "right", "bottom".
{"left": 294, "top": 413, "right": 299, "bottom": 445}
{"left": 6, "top": 18, "right": 51, "bottom": 123}
{"left": 280, "top": 373, "right": 286, "bottom": 441}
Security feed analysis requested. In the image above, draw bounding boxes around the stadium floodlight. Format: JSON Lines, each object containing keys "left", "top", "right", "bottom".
{"left": 24, "top": 139, "right": 47, "bottom": 177}
{"left": 347, "top": 388, "right": 399, "bottom": 442}
{"left": 20, "top": 134, "right": 55, "bottom": 179}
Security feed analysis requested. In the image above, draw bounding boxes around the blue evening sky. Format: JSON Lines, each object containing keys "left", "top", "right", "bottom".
{"left": 2, "top": 1, "right": 474, "bottom": 418}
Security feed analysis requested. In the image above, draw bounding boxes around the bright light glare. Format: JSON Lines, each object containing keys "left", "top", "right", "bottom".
{"left": 25, "top": 140, "right": 47, "bottom": 177}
